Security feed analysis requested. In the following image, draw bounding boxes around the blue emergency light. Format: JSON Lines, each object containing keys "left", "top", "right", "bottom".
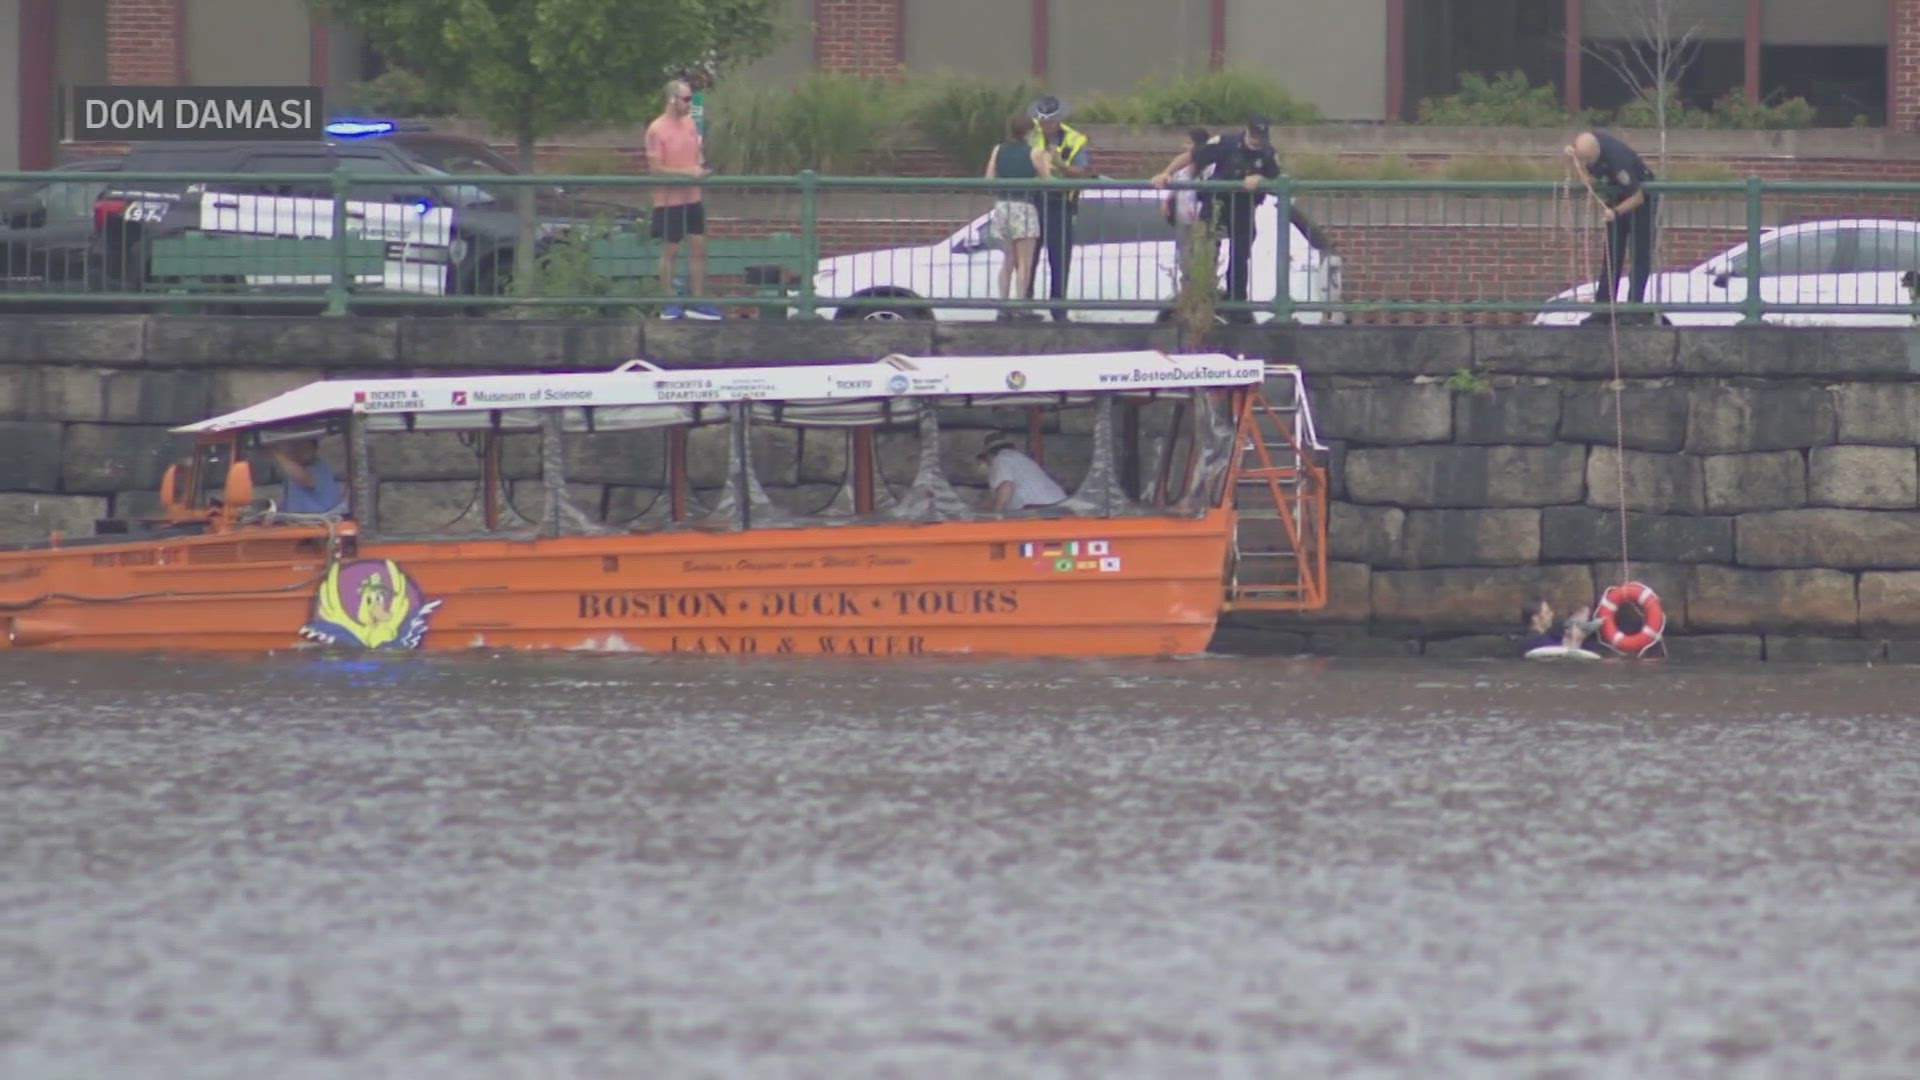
{"left": 325, "top": 119, "right": 398, "bottom": 139}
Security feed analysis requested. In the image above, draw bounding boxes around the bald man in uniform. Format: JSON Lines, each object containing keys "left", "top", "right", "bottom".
{"left": 1567, "top": 130, "right": 1658, "bottom": 321}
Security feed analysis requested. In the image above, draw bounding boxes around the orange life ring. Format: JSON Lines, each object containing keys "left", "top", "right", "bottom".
{"left": 1597, "top": 581, "right": 1666, "bottom": 656}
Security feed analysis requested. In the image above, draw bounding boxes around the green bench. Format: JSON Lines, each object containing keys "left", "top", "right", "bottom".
{"left": 586, "top": 231, "right": 809, "bottom": 314}
{"left": 147, "top": 233, "right": 389, "bottom": 291}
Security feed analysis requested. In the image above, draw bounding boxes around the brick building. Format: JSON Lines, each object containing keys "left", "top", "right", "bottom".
{"left": 6, "top": 0, "right": 1920, "bottom": 169}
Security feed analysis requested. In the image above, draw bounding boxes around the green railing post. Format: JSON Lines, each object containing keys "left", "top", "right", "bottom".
{"left": 1273, "top": 174, "right": 1294, "bottom": 325}
{"left": 796, "top": 169, "right": 820, "bottom": 319}
{"left": 326, "top": 166, "right": 350, "bottom": 317}
{"left": 1742, "top": 175, "right": 1763, "bottom": 325}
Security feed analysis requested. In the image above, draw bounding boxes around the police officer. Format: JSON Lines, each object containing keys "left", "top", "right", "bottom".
{"left": 1025, "top": 96, "right": 1092, "bottom": 322}
{"left": 1567, "top": 130, "right": 1657, "bottom": 321}
{"left": 1153, "top": 115, "right": 1279, "bottom": 320}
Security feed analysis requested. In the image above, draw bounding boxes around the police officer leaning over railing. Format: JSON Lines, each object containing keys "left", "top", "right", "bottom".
{"left": 1152, "top": 115, "right": 1280, "bottom": 322}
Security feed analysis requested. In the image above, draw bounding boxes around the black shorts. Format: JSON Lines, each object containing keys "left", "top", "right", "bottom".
{"left": 650, "top": 202, "right": 706, "bottom": 242}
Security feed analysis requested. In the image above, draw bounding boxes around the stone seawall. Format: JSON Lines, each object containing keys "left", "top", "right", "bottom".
{"left": 1, "top": 316, "right": 1915, "bottom": 660}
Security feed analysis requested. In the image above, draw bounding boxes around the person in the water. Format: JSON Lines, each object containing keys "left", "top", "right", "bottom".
{"left": 1521, "top": 597, "right": 1603, "bottom": 654}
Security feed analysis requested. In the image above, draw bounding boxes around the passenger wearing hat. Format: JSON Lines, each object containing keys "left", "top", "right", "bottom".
{"left": 978, "top": 435, "right": 1067, "bottom": 512}
{"left": 1025, "top": 96, "right": 1093, "bottom": 323}
{"left": 1152, "top": 116, "right": 1281, "bottom": 319}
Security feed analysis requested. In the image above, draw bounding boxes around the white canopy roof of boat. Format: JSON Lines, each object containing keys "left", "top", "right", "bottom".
{"left": 174, "top": 351, "right": 1279, "bottom": 435}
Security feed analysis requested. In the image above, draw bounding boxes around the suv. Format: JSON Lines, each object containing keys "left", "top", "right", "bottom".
{"left": 0, "top": 155, "right": 123, "bottom": 293}
{"left": 352, "top": 124, "right": 637, "bottom": 220}
{"left": 95, "top": 131, "right": 638, "bottom": 299}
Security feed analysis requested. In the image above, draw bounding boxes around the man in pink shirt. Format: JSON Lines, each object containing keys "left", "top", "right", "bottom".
{"left": 645, "top": 79, "right": 718, "bottom": 319}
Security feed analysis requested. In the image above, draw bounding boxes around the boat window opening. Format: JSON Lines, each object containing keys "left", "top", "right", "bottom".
{"left": 188, "top": 440, "right": 234, "bottom": 510}
{"left": 1137, "top": 395, "right": 1198, "bottom": 507}
{"left": 357, "top": 427, "right": 544, "bottom": 538}
{"left": 879, "top": 403, "right": 975, "bottom": 520}
{"left": 1184, "top": 389, "right": 1243, "bottom": 512}
{"left": 245, "top": 431, "right": 350, "bottom": 520}
{"left": 560, "top": 425, "right": 676, "bottom": 532}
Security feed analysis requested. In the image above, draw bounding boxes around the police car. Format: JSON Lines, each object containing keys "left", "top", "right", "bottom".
{"left": 95, "top": 120, "right": 638, "bottom": 300}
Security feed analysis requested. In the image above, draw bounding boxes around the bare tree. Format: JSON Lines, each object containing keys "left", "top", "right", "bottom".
{"left": 1580, "top": 0, "right": 1705, "bottom": 169}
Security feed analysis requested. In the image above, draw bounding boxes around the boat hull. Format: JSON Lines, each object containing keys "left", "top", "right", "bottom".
{"left": 0, "top": 515, "right": 1235, "bottom": 658}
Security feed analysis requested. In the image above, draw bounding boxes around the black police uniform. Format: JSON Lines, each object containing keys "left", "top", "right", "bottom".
{"left": 1191, "top": 132, "right": 1281, "bottom": 314}
{"left": 1584, "top": 131, "right": 1658, "bottom": 308}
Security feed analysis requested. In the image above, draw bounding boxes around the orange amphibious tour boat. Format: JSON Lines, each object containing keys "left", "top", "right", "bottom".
{"left": 0, "top": 351, "right": 1327, "bottom": 656}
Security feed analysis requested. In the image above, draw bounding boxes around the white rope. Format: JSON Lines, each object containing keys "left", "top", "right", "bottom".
{"left": 1566, "top": 152, "right": 1633, "bottom": 588}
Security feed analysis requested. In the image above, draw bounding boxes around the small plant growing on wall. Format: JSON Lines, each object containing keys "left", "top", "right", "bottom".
{"left": 1173, "top": 220, "right": 1220, "bottom": 350}
{"left": 1446, "top": 367, "right": 1493, "bottom": 396}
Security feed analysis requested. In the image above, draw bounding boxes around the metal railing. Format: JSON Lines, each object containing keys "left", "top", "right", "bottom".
{"left": 3, "top": 167, "right": 1919, "bottom": 324}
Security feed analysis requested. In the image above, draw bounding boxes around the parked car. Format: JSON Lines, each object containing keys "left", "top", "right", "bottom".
{"left": 812, "top": 188, "right": 1342, "bottom": 323}
{"left": 94, "top": 129, "right": 638, "bottom": 300}
{"left": 0, "top": 155, "right": 123, "bottom": 291}
{"left": 1535, "top": 219, "right": 1920, "bottom": 326}
{"left": 340, "top": 122, "right": 637, "bottom": 220}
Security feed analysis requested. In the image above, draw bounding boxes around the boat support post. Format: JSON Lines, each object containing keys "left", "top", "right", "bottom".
{"left": 540, "top": 409, "right": 566, "bottom": 539}
{"left": 348, "top": 412, "right": 376, "bottom": 535}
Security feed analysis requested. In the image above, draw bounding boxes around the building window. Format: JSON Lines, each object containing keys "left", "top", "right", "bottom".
{"left": 1762, "top": 45, "right": 1887, "bottom": 126}
{"left": 1580, "top": 40, "right": 1743, "bottom": 115}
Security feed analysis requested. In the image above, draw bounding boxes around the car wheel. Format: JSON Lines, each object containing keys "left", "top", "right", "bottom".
{"left": 834, "top": 292, "right": 929, "bottom": 322}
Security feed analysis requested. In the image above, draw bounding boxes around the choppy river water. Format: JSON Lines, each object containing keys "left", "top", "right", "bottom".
{"left": 2, "top": 652, "right": 1916, "bottom": 1078}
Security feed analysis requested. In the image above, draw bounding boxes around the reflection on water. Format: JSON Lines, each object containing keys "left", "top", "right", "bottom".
{"left": 2, "top": 653, "right": 1917, "bottom": 1078}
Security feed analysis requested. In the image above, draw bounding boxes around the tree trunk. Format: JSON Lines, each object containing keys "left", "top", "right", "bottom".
{"left": 514, "top": 132, "right": 539, "bottom": 300}
{"left": 1655, "top": 5, "right": 1668, "bottom": 172}
{"left": 1656, "top": 83, "right": 1668, "bottom": 172}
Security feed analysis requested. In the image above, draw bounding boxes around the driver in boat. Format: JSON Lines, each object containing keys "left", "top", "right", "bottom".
{"left": 1521, "top": 597, "right": 1603, "bottom": 656}
{"left": 978, "top": 435, "right": 1066, "bottom": 512}
{"left": 267, "top": 437, "right": 346, "bottom": 516}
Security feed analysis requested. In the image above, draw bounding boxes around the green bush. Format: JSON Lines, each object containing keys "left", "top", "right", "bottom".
{"left": 514, "top": 219, "right": 649, "bottom": 319}
{"left": 707, "top": 74, "right": 901, "bottom": 174}
{"left": 1070, "top": 92, "right": 1142, "bottom": 125}
{"left": 338, "top": 67, "right": 462, "bottom": 118}
{"left": 904, "top": 74, "right": 1039, "bottom": 174}
{"left": 1417, "top": 70, "right": 1577, "bottom": 127}
{"left": 1611, "top": 87, "right": 1815, "bottom": 130}
{"left": 1080, "top": 71, "right": 1320, "bottom": 127}
{"left": 1705, "top": 89, "right": 1815, "bottom": 129}
{"left": 1613, "top": 86, "right": 1712, "bottom": 130}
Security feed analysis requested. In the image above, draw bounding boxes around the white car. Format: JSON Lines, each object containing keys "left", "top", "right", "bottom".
{"left": 812, "top": 188, "right": 1341, "bottom": 323}
{"left": 1536, "top": 219, "right": 1920, "bottom": 326}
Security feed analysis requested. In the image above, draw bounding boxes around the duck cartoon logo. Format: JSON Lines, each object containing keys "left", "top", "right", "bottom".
{"left": 301, "top": 559, "right": 441, "bottom": 650}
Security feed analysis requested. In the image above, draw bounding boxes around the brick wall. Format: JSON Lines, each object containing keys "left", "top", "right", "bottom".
{"left": 107, "top": 0, "right": 185, "bottom": 85}
{"left": 813, "top": 0, "right": 904, "bottom": 77}
{"left": 1898, "top": 0, "right": 1920, "bottom": 132}
{"left": 1322, "top": 224, "right": 1747, "bottom": 326}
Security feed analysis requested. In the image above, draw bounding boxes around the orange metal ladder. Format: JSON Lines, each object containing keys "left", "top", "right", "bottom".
{"left": 1225, "top": 365, "right": 1329, "bottom": 611}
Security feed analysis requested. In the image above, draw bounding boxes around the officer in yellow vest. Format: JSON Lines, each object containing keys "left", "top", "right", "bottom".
{"left": 1026, "top": 96, "right": 1092, "bottom": 322}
